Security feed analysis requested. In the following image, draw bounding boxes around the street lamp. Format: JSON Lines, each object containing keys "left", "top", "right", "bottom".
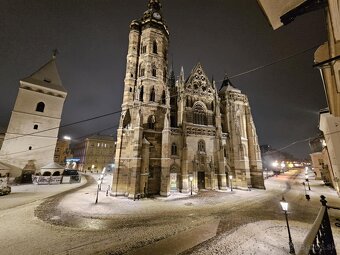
{"left": 280, "top": 196, "right": 295, "bottom": 254}
{"left": 302, "top": 182, "right": 310, "bottom": 201}
{"left": 229, "top": 175, "right": 233, "bottom": 191}
{"left": 95, "top": 179, "right": 101, "bottom": 204}
{"left": 189, "top": 175, "right": 193, "bottom": 195}
{"left": 305, "top": 174, "right": 311, "bottom": 191}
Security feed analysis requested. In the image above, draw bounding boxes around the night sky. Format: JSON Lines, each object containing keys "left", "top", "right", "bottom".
{"left": 0, "top": 0, "right": 328, "bottom": 159}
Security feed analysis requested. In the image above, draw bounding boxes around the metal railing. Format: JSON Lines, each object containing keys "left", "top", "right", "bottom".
{"left": 298, "top": 195, "right": 336, "bottom": 255}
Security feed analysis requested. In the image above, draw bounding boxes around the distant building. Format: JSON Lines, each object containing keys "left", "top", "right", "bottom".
{"left": 112, "top": 0, "right": 264, "bottom": 199}
{"left": 257, "top": 0, "right": 340, "bottom": 196}
{"left": 309, "top": 133, "right": 338, "bottom": 193}
{"left": 0, "top": 55, "right": 67, "bottom": 180}
{"left": 54, "top": 138, "right": 73, "bottom": 166}
{"left": 72, "top": 135, "right": 115, "bottom": 172}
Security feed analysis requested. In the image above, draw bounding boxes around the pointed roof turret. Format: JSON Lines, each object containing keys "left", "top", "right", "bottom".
{"left": 168, "top": 64, "right": 176, "bottom": 87}
{"left": 148, "top": 0, "right": 162, "bottom": 11}
{"left": 179, "top": 66, "right": 185, "bottom": 83}
{"left": 219, "top": 75, "right": 241, "bottom": 93}
{"left": 21, "top": 56, "right": 66, "bottom": 93}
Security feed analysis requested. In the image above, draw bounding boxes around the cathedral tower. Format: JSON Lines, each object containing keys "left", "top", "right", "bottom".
{"left": 113, "top": 0, "right": 170, "bottom": 197}
{"left": 0, "top": 55, "right": 67, "bottom": 178}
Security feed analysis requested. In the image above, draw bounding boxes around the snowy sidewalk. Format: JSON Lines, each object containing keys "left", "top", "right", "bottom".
{"left": 0, "top": 176, "right": 87, "bottom": 210}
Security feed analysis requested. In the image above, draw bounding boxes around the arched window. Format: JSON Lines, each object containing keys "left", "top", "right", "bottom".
{"left": 139, "top": 86, "right": 144, "bottom": 102}
{"left": 211, "top": 101, "right": 214, "bottom": 111}
{"left": 198, "top": 140, "right": 205, "bottom": 153}
{"left": 163, "top": 68, "right": 167, "bottom": 82}
{"left": 33, "top": 124, "right": 38, "bottom": 130}
{"left": 148, "top": 115, "right": 156, "bottom": 130}
{"left": 150, "top": 87, "right": 156, "bottom": 102}
{"left": 152, "top": 64, "right": 157, "bottom": 77}
{"left": 161, "top": 90, "right": 166, "bottom": 104}
{"left": 139, "top": 63, "right": 145, "bottom": 77}
{"left": 36, "top": 102, "right": 45, "bottom": 112}
{"left": 29, "top": 146, "right": 32, "bottom": 150}
{"left": 153, "top": 41, "right": 158, "bottom": 54}
{"left": 171, "top": 143, "right": 177, "bottom": 155}
{"left": 141, "top": 43, "right": 147, "bottom": 54}
{"left": 193, "top": 103, "right": 207, "bottom": 125}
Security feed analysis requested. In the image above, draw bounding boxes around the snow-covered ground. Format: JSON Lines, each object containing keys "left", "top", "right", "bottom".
{"left": 1, "top": 169, "right": 340, "bottom": 255}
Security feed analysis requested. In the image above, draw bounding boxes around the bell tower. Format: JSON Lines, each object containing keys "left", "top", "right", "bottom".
{"left": 113, "top": 0, "right": 170, "bottom": 198}
{"left": 122, "top": 0, "right": 169, "bottom": 109}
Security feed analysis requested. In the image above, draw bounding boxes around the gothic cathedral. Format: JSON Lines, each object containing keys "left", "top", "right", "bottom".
{"left": 112, "top": 0, "right": 264, "bottom": 198}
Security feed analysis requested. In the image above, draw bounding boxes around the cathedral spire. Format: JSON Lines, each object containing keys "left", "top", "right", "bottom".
{"left": 179, "top": 66, "right": 185, "bottom": 83}
{"left": 148, "top": 0, "right": 162, "bottom": 11}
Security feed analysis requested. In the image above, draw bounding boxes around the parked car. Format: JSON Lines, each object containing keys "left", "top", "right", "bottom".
{"left": 0, "top": 178, "right": 11, "bottom": 196}
{"left": 62, "top": 169, "right": 81, "bottom": 183}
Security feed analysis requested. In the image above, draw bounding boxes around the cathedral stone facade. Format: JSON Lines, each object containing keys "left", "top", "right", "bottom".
{"left": 111, "top": 0, "right": 264, "bottom": 198}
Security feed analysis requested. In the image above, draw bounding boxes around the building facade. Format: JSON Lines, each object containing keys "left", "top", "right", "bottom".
{"left": 73, "top": 135, "right": 116, "bottom": 172}
{"left": 0, "top": 56, "right": 67, "bottom": 178}
{"left": 54, "top": 138, "right": 72, "bottom": 166}
{"left": 112, "top": 0, "right": 264, "bottom": 198}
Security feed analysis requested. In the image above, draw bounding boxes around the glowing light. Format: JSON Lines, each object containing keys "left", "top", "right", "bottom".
{"left": 272, "top": 161, "right": 279, "bottom": 168}
{"left": 63, "top": 136, "right": 71, "bottom": 140}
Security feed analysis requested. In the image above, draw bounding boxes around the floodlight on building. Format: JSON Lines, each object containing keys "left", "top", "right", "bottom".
{"left": 63, "top": 136, "right": 71, "bottom": 140}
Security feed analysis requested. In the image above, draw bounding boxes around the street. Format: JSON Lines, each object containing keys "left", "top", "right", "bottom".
{"left": 1, "top": 169, "right": 340, "bottom": 255}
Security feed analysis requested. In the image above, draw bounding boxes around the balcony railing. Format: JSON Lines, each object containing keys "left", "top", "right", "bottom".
{"left": 298, "top": 195, "right": 336, "bottom": 255}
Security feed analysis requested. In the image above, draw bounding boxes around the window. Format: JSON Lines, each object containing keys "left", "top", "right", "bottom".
{"left": 198, "top": 140, "right": 205, "bottom": 153}
{"left": 36, "top": 102, "right": 45, "bottom": 112}
{"left": 150, "top": 87, "right": 156, "bottom": 102}
{"left": 152, "top": 65, "right": 157, "bottom": 77}
{"left": 33, "top": 124, "right": 38, "bottom": 130}
{"left": 193, "top": 103, "right": 207, "bottom": 125}
{"left": 29, "top": 146, "right": 32, "bottom": 150}
{"left": 129, "top": 87, "right": 132, "bottom": 92}
{"left": 171, "top": 143, "right": 177, "bottom": 155}
{"left": 148, "top": 115, "right": 156, "bottom": 129}
{"left": 163, "top": 68, "right": 167, "bottom": 82}
{"left": 141, "top": 44, "right": 147, "bottom": 54}
{"left": 139, "top": 63, "right": 145, "bottom": 77}
{"left": 139, "top": 86, "right": 144, "bottom": 102}
{"left": 153, "top": 41, "right": 157, "bottom": 54}
{"left": 161, "top": 90, "right": 166, "bottom": 104}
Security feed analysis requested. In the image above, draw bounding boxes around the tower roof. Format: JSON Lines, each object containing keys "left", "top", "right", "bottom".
{"left": 22, "top": 58, "right": 67, "bottom": 93}
{"left": 219, "top": 75, "right": 240, "bottom": 93}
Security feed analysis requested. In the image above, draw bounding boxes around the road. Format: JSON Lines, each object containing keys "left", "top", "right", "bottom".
{"left": 0, "top": 169, "right": 339, "bottom": 255}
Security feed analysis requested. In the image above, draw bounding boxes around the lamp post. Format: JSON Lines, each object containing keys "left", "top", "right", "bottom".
{"left": 229, "top": 175, "right": 233, "bottom": 191}
{"left": 189, "top": 175, "right": 193, "bottom": 195}
{"left": 280, "top": 196, "right": 295, "bottom": 254}
{"left": 95, "top": 180, "right": 101, "bottom": 204}
{"left": 305, "top": 174, "right": 311, "bottom": 191}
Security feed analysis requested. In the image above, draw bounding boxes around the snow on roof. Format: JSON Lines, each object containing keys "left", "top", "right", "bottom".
{"left": 41, "top": 162, "right": 64, "bottom": 170}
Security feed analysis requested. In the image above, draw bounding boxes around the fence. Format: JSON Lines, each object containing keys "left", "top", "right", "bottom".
{"left": 32, "top": 175, "right": 81, "bottom": 185}
{"left": 298, "top": 195, "right": 336, "bottom": 255}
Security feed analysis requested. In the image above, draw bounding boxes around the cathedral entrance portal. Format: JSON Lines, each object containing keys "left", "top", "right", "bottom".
{"left": 170, "top": 173, "right": 177, "bottom": 191}
{"left": 198, "top": 172, "right": 205, "bottom": 189}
